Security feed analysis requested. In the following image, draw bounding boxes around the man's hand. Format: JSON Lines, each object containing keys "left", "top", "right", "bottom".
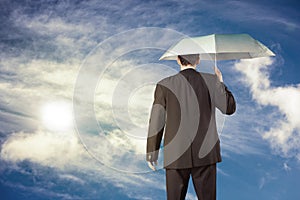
{"left": 147, "top": 161, "right": 158, "bottom": 171}
{"left": 214, "top": 66, "right": 223, "bottom": 82}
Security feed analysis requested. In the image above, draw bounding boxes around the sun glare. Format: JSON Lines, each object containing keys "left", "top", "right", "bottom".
{"left": 41, "top": 101, "right": 73, "bottom": 131}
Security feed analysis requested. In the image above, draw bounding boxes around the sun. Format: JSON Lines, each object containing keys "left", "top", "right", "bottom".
{"left": 41, "top": 101, "right": 73, "bottom": 131}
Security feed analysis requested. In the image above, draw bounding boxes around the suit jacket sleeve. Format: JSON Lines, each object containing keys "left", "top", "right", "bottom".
{"left": 214, "top": 77, "right": 236, "bottom": 115}
{"left": 146, "top": 84, "right": 166, "bottom": 162}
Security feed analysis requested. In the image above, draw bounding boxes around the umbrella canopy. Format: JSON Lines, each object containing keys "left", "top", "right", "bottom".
{"left": 159, "top": 34, "right": 275, "bottom": 61}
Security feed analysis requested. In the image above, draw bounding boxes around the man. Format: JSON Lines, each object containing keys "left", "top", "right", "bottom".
{"left": 146, "top": 54, "right": 236, "bottom": 200}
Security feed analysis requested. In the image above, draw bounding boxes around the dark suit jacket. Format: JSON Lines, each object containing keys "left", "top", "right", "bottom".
{"left": 146, "top": 68, "right": 236, "bottom": 169}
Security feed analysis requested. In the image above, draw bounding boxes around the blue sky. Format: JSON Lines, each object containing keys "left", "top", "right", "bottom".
{"left": 0, "top": 0, "right": 299, "bottom": 199}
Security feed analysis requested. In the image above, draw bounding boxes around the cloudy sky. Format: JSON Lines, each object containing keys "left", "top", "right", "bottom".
{"left": 0, "top": 0, "right": 299, "bottom": 199}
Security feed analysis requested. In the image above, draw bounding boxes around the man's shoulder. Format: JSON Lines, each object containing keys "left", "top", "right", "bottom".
{"left": 157, "top": 73, "right": 180, "bottom": 85}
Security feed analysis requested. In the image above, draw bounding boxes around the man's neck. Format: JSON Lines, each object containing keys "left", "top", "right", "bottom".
{"left": 180, "top": 65, "right": 196, "bottom": 71}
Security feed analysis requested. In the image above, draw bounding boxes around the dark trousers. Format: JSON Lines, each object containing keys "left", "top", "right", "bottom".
{"left": 166, "top": 164, "right": 216, "bottom": 200}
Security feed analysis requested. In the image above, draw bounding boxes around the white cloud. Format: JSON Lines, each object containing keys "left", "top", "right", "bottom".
{"left": 234, "top": 57, "right": 300, "bottom": 160}
{"left": 258, "top": 176, "right": 265, "bottom": 190}
{"left": 258, "top": 172, "right": 277, "bottom": 190}
{"left": 0, "top": 23, "right": 183, "bottom": 175}
{"left": 220, "top": 118, "right": 266, "bottom": 156}
{"left": 0, "top": 58, "right": 80, "bottom": 133}
{"left": 283, "top": 162, "right": 291, "bottom": 172}
{"left": 59, "top": 174, "right": 85, "bottom": 185}
{"left": 217, "top": 167, "right": 229, "bottom": 176}
{"left": 21, "top": 15, "right": 93, "bottom": 35}
{"left": 216, "top": 1, "right": 299, "bottom": 31}
{"left": 0, "top": 128, "right": 167, "bottom": 198}
{"left": 0, "top": 129, "right": 84, "bottom": 169}
{"left": 0, "top": 57, "right": 166, "bottom": 195}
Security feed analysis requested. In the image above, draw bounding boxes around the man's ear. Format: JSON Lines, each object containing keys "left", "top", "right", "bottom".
{"left": 176, "top": 56, "right": 181, "bottom": 66}
{"left": 196, "top": 56, "right": 200, "bottom": 65}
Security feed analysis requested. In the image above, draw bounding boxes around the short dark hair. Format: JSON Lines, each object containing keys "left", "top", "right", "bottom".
{"left": 178, "top": 54, "right": 200, "bottom": 66}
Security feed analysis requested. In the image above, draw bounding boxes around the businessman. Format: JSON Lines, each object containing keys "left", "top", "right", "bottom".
{"left": 146, "top": 54, "right": 236, "bottom": 200}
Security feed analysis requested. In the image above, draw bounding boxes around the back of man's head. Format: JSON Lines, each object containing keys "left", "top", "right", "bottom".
{"left": 178, "top": 54, "right": 200, "bottom": 66}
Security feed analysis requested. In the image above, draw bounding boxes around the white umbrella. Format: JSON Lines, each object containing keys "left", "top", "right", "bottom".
{"left": 159, "top": 34, "right": 275, "bottom": 62}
